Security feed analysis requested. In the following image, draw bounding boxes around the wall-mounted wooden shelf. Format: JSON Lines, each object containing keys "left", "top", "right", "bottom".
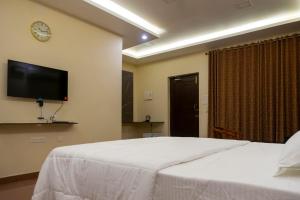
{"left": 122, "top": 121, "right": 164, "bottom": 125}
{"left": 0, "top": 121, "right": 78, "bottom": 125}
{"left": 122, "top": 121, "right": 164, "bottom": 133}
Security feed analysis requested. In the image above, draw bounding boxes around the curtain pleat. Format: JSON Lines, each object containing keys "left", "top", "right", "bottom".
{"left": 208, "top": 34, "right": 300, "bottom": 143}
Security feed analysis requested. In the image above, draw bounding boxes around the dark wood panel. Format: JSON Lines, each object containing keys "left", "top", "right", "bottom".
{"left": 122, "top": 71, "right": 134, "bottom": 123}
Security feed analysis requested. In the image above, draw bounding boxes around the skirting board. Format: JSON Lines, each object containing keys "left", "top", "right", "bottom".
{"left": 0, "top": 172, "right": 39, "bottom": 185}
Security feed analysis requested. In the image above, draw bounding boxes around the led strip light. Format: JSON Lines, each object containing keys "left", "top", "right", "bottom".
{"left": 123, "top": 11, "right": 300, "bottom": 59}
{"left": 83, "top": 0, "right": 300, "bottom": 59}
{"left": 84, "top": 0, "right": 165, "bottom": 36}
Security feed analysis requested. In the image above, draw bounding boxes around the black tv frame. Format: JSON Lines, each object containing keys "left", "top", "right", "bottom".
{"left": 7, "top": 60, "right": 68, "bottom": 101}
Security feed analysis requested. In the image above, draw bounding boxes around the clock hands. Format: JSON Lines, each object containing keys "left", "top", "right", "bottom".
{"left": 31, "top": 21, "right": 51, "bottom": 41}
{"left": 32, "top": 30, "right": 50, "bottom": 36}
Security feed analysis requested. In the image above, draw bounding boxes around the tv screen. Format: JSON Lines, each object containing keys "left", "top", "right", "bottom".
{"left": 7, "top": 60, "right": 68, "bottom": 101}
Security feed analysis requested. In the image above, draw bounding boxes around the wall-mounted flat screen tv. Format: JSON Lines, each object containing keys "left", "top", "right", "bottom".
{"left": 7, "top": 60, "right": 68, "bottom": 101}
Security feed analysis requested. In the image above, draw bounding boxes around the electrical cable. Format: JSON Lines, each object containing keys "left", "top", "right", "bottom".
{"left": 50, "top": 101, "right": 64, "bottom": 122}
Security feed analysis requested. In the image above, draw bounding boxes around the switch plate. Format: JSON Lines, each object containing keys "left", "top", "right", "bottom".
{"left": 144, "top": 90, "right": 153, "bottom": 101}
{"left": 202, "top": 95, "right": 208, "bottom": 105}
{"left": 57, "top": 136, "right": 64, "bottom": 143}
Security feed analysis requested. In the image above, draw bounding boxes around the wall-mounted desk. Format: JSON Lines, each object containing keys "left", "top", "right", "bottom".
{"left": 0, "top": 121, "right": 78, "bottom": 125}
{"left": 122, "top": 121, "right": 164, "bottom": 133}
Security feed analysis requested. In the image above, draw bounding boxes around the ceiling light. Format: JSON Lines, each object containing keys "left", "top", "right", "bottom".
{"left": 84, "top": 0, "right": 165, "bottom": 36}
{"left": 123, "top": 11, "right": 300, "bottom": 59}
{"left": 141, "top": 34, "right": 148, "bottom": 40}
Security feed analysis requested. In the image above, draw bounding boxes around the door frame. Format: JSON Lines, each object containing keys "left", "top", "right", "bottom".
{"left": 168, "top": 72, "right": 200, "bottom": 137}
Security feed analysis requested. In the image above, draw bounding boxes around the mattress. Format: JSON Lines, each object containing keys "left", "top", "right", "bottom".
{"left": 154, "top": 142, "right": 300, "bottom": 200}
{"left": 32, "top": 137, "right": 249, "bottom": 200}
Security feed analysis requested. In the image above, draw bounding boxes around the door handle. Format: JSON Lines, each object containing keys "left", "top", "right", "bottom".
{"left": 193, "top": 104, "right": 199, "bottom": 112}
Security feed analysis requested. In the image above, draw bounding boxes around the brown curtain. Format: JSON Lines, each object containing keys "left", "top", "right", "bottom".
{"left": 208, "top": 34, "right": 300, "bottom": 143}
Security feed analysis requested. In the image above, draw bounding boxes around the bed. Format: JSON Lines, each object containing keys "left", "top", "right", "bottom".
{"left": 154, "top": 142, "right": 300, "bottom": 200}
{"left": 32, "top": 137, "right": 300, "bottom": 200}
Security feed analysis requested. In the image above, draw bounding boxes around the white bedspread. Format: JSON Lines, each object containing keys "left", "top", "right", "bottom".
{"left": 32, "top": 137, "right": 249, "bottom": 200}
{"left": 154, "top": 142, "right": 300, "bottom": 200}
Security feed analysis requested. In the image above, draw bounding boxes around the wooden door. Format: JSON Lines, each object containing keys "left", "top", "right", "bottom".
{"left": 170, "top": 73, "right": 199, "bottom": 137}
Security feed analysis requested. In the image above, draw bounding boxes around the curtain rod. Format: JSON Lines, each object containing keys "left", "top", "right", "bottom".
{"left": 204, "top": 33, "right": 300, "bottom": 55}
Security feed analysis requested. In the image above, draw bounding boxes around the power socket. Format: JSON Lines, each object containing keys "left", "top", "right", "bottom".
{"left": 57, "top": 136, "right": 64, "bottom": 143}
{"left": 30, "top": 136, "right": 46, "bottom": 143}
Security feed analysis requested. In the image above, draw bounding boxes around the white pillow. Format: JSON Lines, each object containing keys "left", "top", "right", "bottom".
{"left": 275, "top": 131, "right": 300, "bottom": 176}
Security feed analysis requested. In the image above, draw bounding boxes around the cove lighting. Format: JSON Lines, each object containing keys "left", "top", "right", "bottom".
{"left": 123, "top": 11, "right": 300, "bottom": 59}
{"left": 84, "top": 0, "right": 165, "bottom": 36}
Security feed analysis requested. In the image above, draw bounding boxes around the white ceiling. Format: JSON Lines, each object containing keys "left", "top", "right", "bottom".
{"left": 33, "top": 0, "right": 158, "bottom": 49}
{"left": 34, "top": 0, "right": 300, "bottom": 64}
{"left": 117, "top": 0, "right": 299, "bottom": 45}
{"left": 126, "top": 21, "right": 300, "bottom": 65}
{"left": 119, "top": 0, "right": 300, "bottom": 55}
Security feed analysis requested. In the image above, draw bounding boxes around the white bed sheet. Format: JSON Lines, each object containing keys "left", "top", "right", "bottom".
{"left": 32, "top": 137, "right": 249, "bottom": 200}
{"left": 154, "top": 142, "right": 300, "bottom": 200}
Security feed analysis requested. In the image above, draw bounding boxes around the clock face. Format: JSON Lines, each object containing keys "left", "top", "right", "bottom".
{"left": 31, "top": 21, "right": 51, "bottom": 42}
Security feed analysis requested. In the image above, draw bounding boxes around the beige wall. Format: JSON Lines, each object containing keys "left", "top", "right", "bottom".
{"left": 135, "top": 53, "right": 209, "bottom": 137}
{"left": 122, "top": 34, "right": 300, "bottom": 139}
{"left": 0, "top": 0, "right": 122, "bottom": 178}
{"left": 122, "top": 53, "right": 209, "bottom": 138}
{"left": 122, "top": 62, "right": 158, "bottom": 139}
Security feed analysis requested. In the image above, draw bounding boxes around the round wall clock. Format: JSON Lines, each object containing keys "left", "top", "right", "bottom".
{"left": 31, "top": 21, "right": 51, "bottom": 42}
